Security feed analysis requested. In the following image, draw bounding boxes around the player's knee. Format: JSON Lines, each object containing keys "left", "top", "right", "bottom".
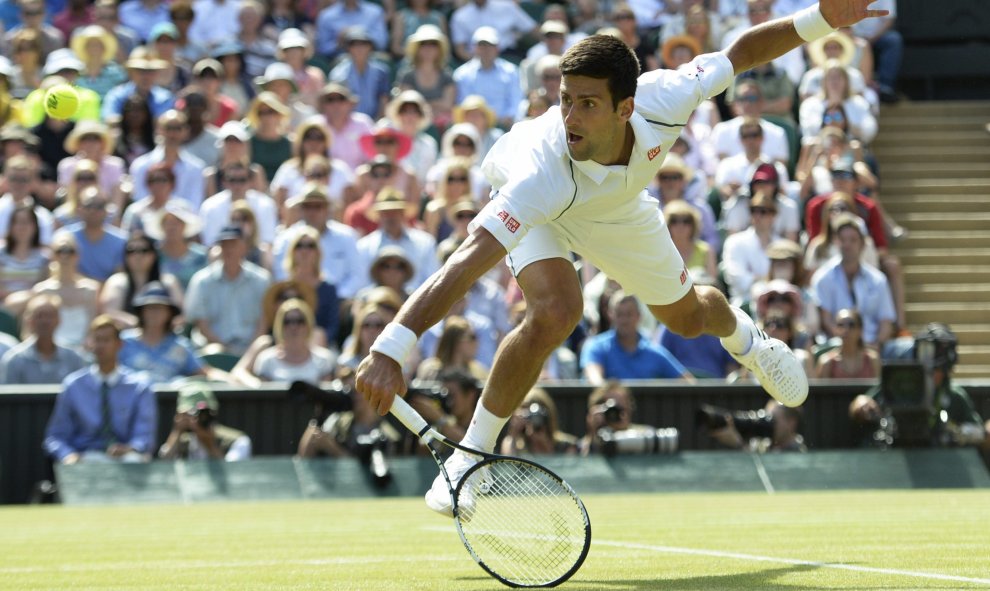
{"left": 665, "top": 310, "right": 704, "bottom": 339}
{"left": 525, "top": 293, "right": 582, "bottom": 342}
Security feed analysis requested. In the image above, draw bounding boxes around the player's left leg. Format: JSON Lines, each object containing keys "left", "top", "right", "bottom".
{"left": 649, "top": 285, "right": 809, "bottom": 408}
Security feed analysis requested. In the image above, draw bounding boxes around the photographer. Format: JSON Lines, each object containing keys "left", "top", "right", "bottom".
{"left": 849, "top": 323, "right": 987, "bottom": 451}
{"left": 501, "top": 387, "right": 578, "bottom": 455}
{"left": 297, "top": 381, "right": 404, "bottom": 459}
{"left": 158, "top": 382, "right": 252, "bottom": 461}
{"left": 578, "top": 381, "right": 678, "bottom": 457}
{"left": 406, "top": 370, "right": 482, "bottom": 442}
{"left": 699, "top": 400, "right": 806, "bottom": 452}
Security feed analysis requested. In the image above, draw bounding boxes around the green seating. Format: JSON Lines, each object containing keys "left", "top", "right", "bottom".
{"left": 0, "top": 308, "right": 20, "bottom": 339}
{"left": 199, "top": 352, "right": 241, "bottom": 372}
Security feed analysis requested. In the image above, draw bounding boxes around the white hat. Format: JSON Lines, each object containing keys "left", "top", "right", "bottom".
{"left": 472, "top": 26, "right": 500, "bottom": 46}
{"left": 145, "top": 200, "right": 203, "bottom": 240}
{"left": 43, "top": 48, "right": 84, "bottom": 77}
{"left": 277, "top": 27, "right": 310, "bottom": 51}
{"left": 215, "top": 120, "right": 250, "bottom": 148}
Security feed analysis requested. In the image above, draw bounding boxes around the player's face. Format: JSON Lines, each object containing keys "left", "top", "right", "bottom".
{"left": 560, "top": 75, "right": 632, "bottom": 165}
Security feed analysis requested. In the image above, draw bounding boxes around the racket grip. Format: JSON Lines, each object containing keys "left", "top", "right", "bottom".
{"left": 389, "top": 395, "right": 432, "bottom": 437}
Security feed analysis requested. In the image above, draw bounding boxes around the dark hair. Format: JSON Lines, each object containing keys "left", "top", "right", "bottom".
{"left": 146, "top": 161, "right": 175, "bottom": 184}
{"left": 123, "top": 234, "right": 162, "bottom": 315}
{"left": 559, "top": 34, "right": 639, "bottom": 108}
{"left": 116, "top": 94, "right": 155, "bottom": 164}
{"left": 4, "top": 204, "right": 41, "bottom": 254}
{"left": 439, "top": 368, "right": 482, "bottom": 395}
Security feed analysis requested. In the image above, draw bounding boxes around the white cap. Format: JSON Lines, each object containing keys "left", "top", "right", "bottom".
{"left": 43, "top": 48, "right": 84, "bottom": 77}
{"left": 472, "top": 26, "right": 500, "bottom": 46}
{"left": 216, "top": 120, "right": 250, "bottom": 147}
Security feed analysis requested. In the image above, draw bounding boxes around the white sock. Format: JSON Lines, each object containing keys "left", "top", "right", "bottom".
{"left": 720, "top": 307, "right": 757, "bottom": 356}
{"left": 460, "top": 402, "right": 508, "bottom": 453}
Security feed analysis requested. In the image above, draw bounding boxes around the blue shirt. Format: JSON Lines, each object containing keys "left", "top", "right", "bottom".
{"left": 658, "top": 328, "right": 735, "bottom": 379}
{"left": 453, "top": 58, "right": 522, "bottom": 122}
{"left": 811, "top": 260, "right": 896, "bottom": 345}
{"left": 43, "top": 366, "right": 157, "bottom": 461}
{"left": 119, "top": 330, "right": 204, "bottom": 384}
{"left": 68, "top": 223, "right": 128, "bottom": 282}
{"left": 101, "top": 82, "right": 176, "bottom": 122}
{"left": 118, "top": 0, "right": 171, "bottom": 41}
{"left": 329, "top": 58, "right": 392, "bottom": 119}
{"left": 580, "top": 330, "right": 687, "bottom": 380}
{"left": 315, "top": 1, "right": 387, "bottom": 58}
{"left": 314, "top": 281, "right": 340, "bottom": 346}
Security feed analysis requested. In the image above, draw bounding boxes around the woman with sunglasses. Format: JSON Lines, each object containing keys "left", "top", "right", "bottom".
{"left": 816, "top": 308, "right": 878, "bottom": 379}
{"left": 663, "top": 200, "right": 717, "bottom": 284}
{"left": 100, "top": 233, "right": 184, "bottom": 329}
{"left": 424, "top": 123, "right": 486, "bottom": 201}
{"left": 270, "top": 120, "right": 355, "bottom": 215}
{"left": 0, "top": 205, "right": 48, "bottom": 300}
{"left": 248, "top": 298, "right": 337, "bottom": 383}
{"left": 337, "top": 301, "right": 397, "bottom": 375}
{"left": 415, "top": 315, "right": 488, "bottom": 382}
{"left": 422, "top": 157, "right": 474, "bottom": 242}
{"left": 112, "top": 94, "right": 156, "bottom": 167}
{"left": 799, "top": 60, "right": 876, "bottom": 146}
{"left": 53, "top": 159, "right": 102, "bottom": 229}
{"left": 753, "top": 310, "right": 813, "bottom": 377}
{"left": 120, "top": 161, "right": 176, "bottom": 235}
{"left": 245, "top": 91, "right": 291, "bottom": 186}
{"left": 282, "top": 226, "right": 338, "bottom": 346}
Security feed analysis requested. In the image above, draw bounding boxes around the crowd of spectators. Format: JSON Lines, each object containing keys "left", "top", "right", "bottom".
{"left": 0, "top": 0, "right": 941, "bottom": 463}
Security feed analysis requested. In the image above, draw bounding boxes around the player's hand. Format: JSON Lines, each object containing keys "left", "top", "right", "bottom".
{"left": 355, "top": 352, "right": 408, "bottom": 416}
{"left": 819, "top": 0, "right": 889, "bottom": 29}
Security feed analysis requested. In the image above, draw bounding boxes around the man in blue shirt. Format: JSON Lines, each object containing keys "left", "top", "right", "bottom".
{"left": 315, "top": 0, "right": 386, "bottom": 61}
{"left": 580, "top": 291, "right": 695, "bottom": 384}
{"left": 43, "top": 315, "right": 158, "bottom": 464}
{"left": 101, "top": 48, "right": 175, "bottom": 121}
{"left": 329, "top": 27, "right": 391, "bottom": 120}
{"left": 452, "top": 26, "right": 523, "bottom": 129}
{"left": 66, "top": 187, "right": 128, "bottom": 282}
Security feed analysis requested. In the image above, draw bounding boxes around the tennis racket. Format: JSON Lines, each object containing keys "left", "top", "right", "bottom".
{"left": 389, "top": 395, "right": 592, "bottom": 588}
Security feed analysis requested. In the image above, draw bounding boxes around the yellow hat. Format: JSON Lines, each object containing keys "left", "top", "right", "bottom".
{"left": 70, "top": 25, "right": 118, "bottom": 65}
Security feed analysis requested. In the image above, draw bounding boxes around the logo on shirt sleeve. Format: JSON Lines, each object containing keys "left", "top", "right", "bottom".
{"left": 680, "top": 267, "right": 688, "bottom": 285}
{"left": 647, "top": 145, "right": 663, "bottom": 161}
{"left": 496, "top": 209, "right": 520, "bottom": 233}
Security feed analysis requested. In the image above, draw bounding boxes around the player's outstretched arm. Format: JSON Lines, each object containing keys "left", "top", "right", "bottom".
{"left": 725, "top": 0, "right": 889, "bottom": 75}
{"left": 356, "top": 228, "right": 508, "bottom": 415}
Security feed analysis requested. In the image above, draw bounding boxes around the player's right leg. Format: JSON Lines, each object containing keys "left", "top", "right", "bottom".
{"left": 426, "top": 257, "right": 584, "bottom": 516}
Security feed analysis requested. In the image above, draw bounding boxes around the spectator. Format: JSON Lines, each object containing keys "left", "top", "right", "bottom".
{"left": 721, "top": 0, "right": 805, "bottom": 83}
{"left": 416, "top": 315, "right": 489, "bottom": 382}
{"left": 119, "top": 281, "right": 228, "bottom": 383}
{"left": 850, "top": 0, "right": 900, "bottom": 103}
{"left": 145, "top": 200, "right": 207, "bottom": 291}
{"left": 453, "top": 26, "right": 522, "bottom": 129}
{"left": 271, "top": 183, "right": 364, "bottom": 300}
{"left": 0, "top": 294, "right": 85, "bottom": 384}
{"left": 608, "top": 4, "right": 658, "bottom": 72}
{"left": 273, "top": 28, "right": 322, "bottom": 109}
{"left": 520, "top": 21, "right": 568, "bottom": 94}
{"left": 212, "top": 41, "right": 257, "bottom": 115}
{"left": 661, "top": 5, "right": 718, "bottom": 57}
{"left": 262, "top": 0, "right": 315, "bottom": 43}
{"left": 648, "top": 154, "right": 718, "bottom": 252}
{"left": 59, "top": 121, "right": 128, "bottom": 217}
{"left": 423, "top": 158, "right": 475, "bottom": 243}
{"left": 352, "top": 245, "right": 413, "bottom": 317}
{"left": 3, "top": 0, "right": 64, "bottom": 60}
{"left": 708, "top": 400, "right": 807, "bottom": 452}
{"left": 386, "top": 90, "right": 439, "bottom": 187}
{"left": 111, "top": 93, "right": 156, "bottom": 167}
{"left": 158, "top": 381, "right": 253, "bottom": 460}
{"left": 191, "top": 58, "right": 241, "bottom": 127}
{"left": 175, "top": 87, "right": 220, "bottom": 169}
{"left": 21, "top": 51, "right": 101, "bottom": 130}
{"left": 396, "top": 25, "right": 456, "bottom": 130}
{"left": 20, "top": 232, "right": 99, "bottom": 351}
{"left": 167, "top": 0, "right": 206, "bottom": 69}
{"left": 245, "top": 91, "right": 292, "bottom": 185}
{"left": 271, "top": 119, "right": 355, "bottom": 216}
{"left": 336, "top": 301, "right": 394, "bottom": 373}
{"left": 816, "top": 308, "right": 878, "bottom": 379}
{"left": 354, "top": 121, "right": 421, "bottom": 215}
{"left": 799, "top": 60, "right": 877, "bottom": 146}
{"left": 254, "top": 64, "right": 314, "bottom": 133}
{"left": 129, "top": 110, "right": 207, "bottom": 210}
{"left": 390, "top": 0, "right": 446, "bottom": 59}
{"left": 810, "top": 212, "right": 895, "bottom": 350}
{"left": 709, "top": 80, "right": 789, "bottom": 165}
{"left": 720, "top": 162, "right": 800, "bottom": 243}
{"left": 100, "top": 47, "right": 175, "bottom": 122}
{"left": 714, "top": 117, "right": 789, "bottom": 203}
{"left": 501, "top": 386, "right": 578, "bottom": 454}
{"left": 6, "top": 28, "right": 44, "bottom": 100}
{"left": 246, "top": 298, "right": 337, "bottom": 383}
{"left": 580, "top": 291, "right": 694, "bottom": 384}
{"left": 203, "top": 120, "right": 268, "bottom": 196}
{"left": 57, "top": 163, "right": 106, "bottom": 231}
{"left": 65, "top": 187, "right": 128, "bottom": 282}
{"left": 315, "top": 0, "right": 387, "bottom": 61}
{"left": 199, "top": 160, "right": 277, "bottom": 248}
{"left": 187, "top": 0, "right": 242, "bottom": 50}
{"left": 755, "top": 309, "right": 813, "bottom": 376}
{"left": 452, "top": 95, "right": 504, "bottom": 160}
{"left": 578, "top": 381, "right": 671, "bottom": 456}
{"left": 71, "top": 24, "right": 128, "bottom": 100}
{"left": 753, "top": 278, "right": 814, "bottom": 350}
{"left": 43, "top": 315, "right": 158, "bottom": 464}
{"left": 804, "top": 191, "right": 879, "bottom": 277}
{"left": 0, "top": 204, "right": 47, "bottom": 299}
{"left": 224, "top": 200, "right": 273, "bottom": 272}
{"left": 0, "top": 155, "right": 55, "bottom": 246}
{"left": 727, "top": 59, "right": 795, "bottom": 123}
{"left": 449, "top": 0, "right": 537, "bottom": 63}
{"left": 317, "top": 82, "right": 374, "bottom": 173}
{"left": 720, "top": 191, "right": 778, "bottom": 306}
{"left": 99, "top": 234, "right": 184, "bottom": 329}
{"left": 280, "top": 224, "right": 339, "bottom": 346}
{"left": 93, "top": 0, "right": 141, "bottom": 64}
{"left": 117, "top": 0, "right": 170, "bottom": 42}
{"left": 357, "top": 189, "right": 438, "bottom": 292}
{"left": 408, "top": 369, "right": 483, "bottom": 442}
{"left": 328, "top": 26, "right": 391, "bottom": 121}
{"left": 185, "top": 225, "right": 271, "bottom": 355}
{"left": 663, "top": 200, "right": 717, "bottom": 284}
{"left": 149, "top": 23, "right": 191, "bottom": 94}
{"left": 757, "top": 239, "right": 816, "bottom": 329}
{"left": 800, "top": 31, "right": 873, "bottom": 105}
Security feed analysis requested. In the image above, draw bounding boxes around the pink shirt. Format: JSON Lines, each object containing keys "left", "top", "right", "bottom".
{"left": 328, "top": 113, "right": 374, "bottom": 171}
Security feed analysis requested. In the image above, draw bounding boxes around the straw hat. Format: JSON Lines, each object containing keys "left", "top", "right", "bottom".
{"left": 124, "top": 46, "right": 168, "bottom": 70}
{"left": 64, "top": 120, "right": 114, "bottom": 155}
{"left": 657, "top": 153, "right": 694, "bottom": 183}
{"left": 286, "top": 181, "right": 331, "bottom": 209}
{"left": 807, "top": 32, "right": 855, "bottom": 68}
{"left": 70, "top": 24, "right": 118, "bottom": 65}
{"left": 660, "top": 34, "right": 701, "bottom": 68}
{"left": 370, "top": 245, "right": 415, "bottom": 286}
{"left": 359, "top": 120, "right": 413, "bottom": 159}
{"left": 385, "top": 89, "right": 433, "bottom": 132}
{"left": 755, "top": 279, "right": 802, "bottom": 319}
{"left": 367, "top": 186, "right": 414, "bottom": 222}
{"left": 453, "top": 95, "right": 496, "bottom": 129}
{"left": 246, "top": 91, "right": 290, "bottom": 127}
{"left": 144, "top": 200, "right": 204, "bottom": 241}
{"left": 319, "top": 82, "right": 357, "bottom": 103}
{"left": 404, "top": 24, "right": 450, "bottom": 65}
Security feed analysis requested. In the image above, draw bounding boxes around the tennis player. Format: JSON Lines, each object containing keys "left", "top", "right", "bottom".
{"left": 358, "top": 0, "right": 890, "bottom": 516}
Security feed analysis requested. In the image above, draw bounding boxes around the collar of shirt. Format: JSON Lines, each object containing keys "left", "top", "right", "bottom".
{"left": 569, "top": 111, "right": 657, "bottom": 186}
{"left": 90, "top": 366, "right": 122, "bottom": 387}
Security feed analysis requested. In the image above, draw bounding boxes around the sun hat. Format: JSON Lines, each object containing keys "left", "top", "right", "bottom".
{"left": 370, "top": 245, "right": 414, "bottom": 285}
{"left": 404, "top": 24, "right": 450, "bottom": 64}
{"left": 254, "top": 61, "right": 297, "bottom": 92}
{"left": 286, "top": 182, "right": 331, "bottom": 209}
{"left": 756, "top": 279, "right": 803, "bottom": 319}
{"left": 124, "top": 46, "right": 168, "bottom": 70}
{"left": 471, "top": 25, "right": 499, "bottom": 47}
{"left": 132, "top": 281, "right": 181, "bottom": 315}
{"left": 807, "top": 32, "right": 856, "bottom": 68}
{"left": 385, "top": 89, "right": 433, "bottom": 132}
{"left": 453, "top": 95, "right": 496, "bottom": 129}
{"left": 661, "top": 34, "right": 701, "bottom": 67}
{"left": 358, "top": 120, "right": 413, "bottom": 159}
{"left": 70, "top": 24, "right": 118, "bottom": 64}
{"left": 42, "top": 48, "right": 84, "bottom": 76}
{"left": 657, "top": 153, "right": 694, "bottom": 183}
{"left": 64, "top": 120, "right": 114, "bottom": 155}
{"left": 144, "top": 200, "right": 204, "bottom": 241}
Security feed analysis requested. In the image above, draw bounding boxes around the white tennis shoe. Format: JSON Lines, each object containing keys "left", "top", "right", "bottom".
{"left": 425, "top": 449, "right": 478, "bottom": 517}
{"left": 730, "top": 328, "right": 809, "bottom": 408}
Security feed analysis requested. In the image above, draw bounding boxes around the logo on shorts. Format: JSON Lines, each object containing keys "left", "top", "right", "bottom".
{"left": 679, "top": 267, "right": 688, "bottom": 285}
{"left": 647, "top": 145, "right": 663, "bottom": 161}
{"left": 496, "top": 209, "right": 520, "bottom": 233}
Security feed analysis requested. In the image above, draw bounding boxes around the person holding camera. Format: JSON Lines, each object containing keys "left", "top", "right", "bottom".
{"left": 158, "top": 382, "right": 252, "bottom": 461}
{"left": 406, "top": 369, "right": 483, "bottom": 442}
{"left": 849, "top": 324, "right": 988, "bottom": 452}
{"left": 578, "top": 381, "right": 678, "bottom": 456}
{"left": 701, "top": 400, "right": 806, "bottom": 452}
{"left": 501, "top": 386, "right": 578, "bottom": 455}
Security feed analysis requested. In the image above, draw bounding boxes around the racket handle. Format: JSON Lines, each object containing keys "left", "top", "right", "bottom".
{"left": 389, "top": 395, "right": 433, "bottom": 438}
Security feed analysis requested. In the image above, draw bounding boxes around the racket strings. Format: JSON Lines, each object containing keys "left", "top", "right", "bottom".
{"left": 456, "top": 460, "right": 588, "bottom": 586}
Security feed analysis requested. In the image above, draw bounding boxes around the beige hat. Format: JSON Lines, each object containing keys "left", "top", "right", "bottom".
{"left": 661, "top": 34, "right": 701, "bottom": 68}
{"left": 124, "top": 46, "right": 168, "bottom": 70}
{"left": 807, "top": 32, "right": 856, "bottom": 68}
{"left": 286, "top": 182, "right": 331, "bottom": 209}
{"left": 453, "top": 95, "right": 496, "bottom": 129}
{"left": 657, "top": 153, "right": 694, "bottom": 183}
{"left": 404, "top": 24, "right": 450, "bottom": 66}
{"left": 64, "top": 120, "right": 114, "bottom": 155}
{"left": 385, "top": 89, "right": 433, "bottom": 132}
{"left": 70, "top": 25, "right": 118, "bottom": 65}
{"left": 145, "top": 200, "right": 204, "bottom": 240}
{"left": 246, "top": 91, "right": 290, "bottom": 127}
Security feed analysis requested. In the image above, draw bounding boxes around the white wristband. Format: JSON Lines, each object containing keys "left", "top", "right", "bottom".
{"left": 793, "top": 4, "right": 835, "bottom": 43}
{"left": 369, "top": 322, "right": 417, "bottom": 366}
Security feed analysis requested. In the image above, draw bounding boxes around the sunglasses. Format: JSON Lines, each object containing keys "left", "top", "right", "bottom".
{"left": 658, "top": 174, "right": 683, "bottom": 182}
{"left": 295, "top": 241, "right": 318, "bottom": 250}
{"left": 362, "top": 321, "right": 386, "bottom": 330}
{"left": 836, "top": 320, "right": 859, "bottom": 329}
{"left": 75, "top": 174, "right": 98, "bottom": 183}
{"left": 225, "top": 176, "right": 249, "bottom": 184}
{"left": 668, "top": 216, "right": 693, "bottom": 226}
{"left": 282, "top": 315, "right": 307, "bottom": 326}
{"left": 736, "top": 95, "right": 760, "bottom": 103}
{"left": 750, "top": 207, "right": 775, "bottom": 216}
{"left": 126, "top": 246, "right": 153, "bottom": 255}
{"left": 378, "top": 261, "right": 407, "bottom": 271}
{"left": 306, "top": 170, "right": 329, "bottom": 178}
{"left": 463, "top": 333, "right": 477, "bottom": 341}
{"left": 303, "top": 133, "right": 326, "bottom": 142}
{"left": 455, "top": 211, "right": 476, "bottom": 220}
{"left": 257, "top": 108, "right": 278, "bottom": 116}
{"left": 370, "top": 171, "right": 391, "bottom": 180}
{"left": 55, "top": 247, "right": 77, "bottom": 255}
{"left": 740, "top": 132, "right": 762, "bottom": 140}
{"left": 374, "top": 137, "right": 397, "bottom": 146}
{"left": 766, "top": 293, "right": 791, "bottom": 304}
{"left": 79, "top": 134, "right": 103, "bottom": 142}
{"left": 446, "top": 175, "right": 469, "bottom": 183}
{"left": 321, "top": 95, "right": 348, "bottom": 103}
{"left": 823, "top": 112, "right": 846, "bottom": 124}
{"left": 21, "top": 9, "right": 43, "bottom": 16}
{"left": 452, "top": 139, "right": 474, "bottom": 148}
{"left": 147, "top": 176, "right": 171, "bottom": 184}
{"left": 81, "top": 201, "right": 108, "bottom": 210}
{"left": 764, "top": 320, "right": 789, "bottom": 330}
{"left": 829, "top": 205, "right": 850, "bottom": 213}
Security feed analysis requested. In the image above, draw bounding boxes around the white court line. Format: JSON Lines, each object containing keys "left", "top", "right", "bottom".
{"left": 750, "top": 453, "right": 775, "bottom": 494}
{"left": 594, "top": 539, "right": 990, "bottom": 587}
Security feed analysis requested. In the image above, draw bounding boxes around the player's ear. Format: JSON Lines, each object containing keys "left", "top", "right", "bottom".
{"left": 617, "top": 96, "right": 635, "bottom": 121}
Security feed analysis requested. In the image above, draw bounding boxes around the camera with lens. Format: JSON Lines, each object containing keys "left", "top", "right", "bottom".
{"left": 520, "top": 403, "right": 550, "bottom": 431}
{"left": 354, "top": 428, "right": 392, "bottom": 489}
{"left": 592, "top": 398, "right": 629, "bottom": 427}
{"left": 596, "top": 426, "right": 679, "bottom": 456}
{"left": 407, "top": 380, "right": 452, "bottom": 414}
{"left": 188, "top": 406, "right": 215, "bottom": 428}
{"left": 695, "top": 404, "right": 776, "bottom": 440}
{"left": 288, "top": 380, "right": 353, "bottom": 424}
